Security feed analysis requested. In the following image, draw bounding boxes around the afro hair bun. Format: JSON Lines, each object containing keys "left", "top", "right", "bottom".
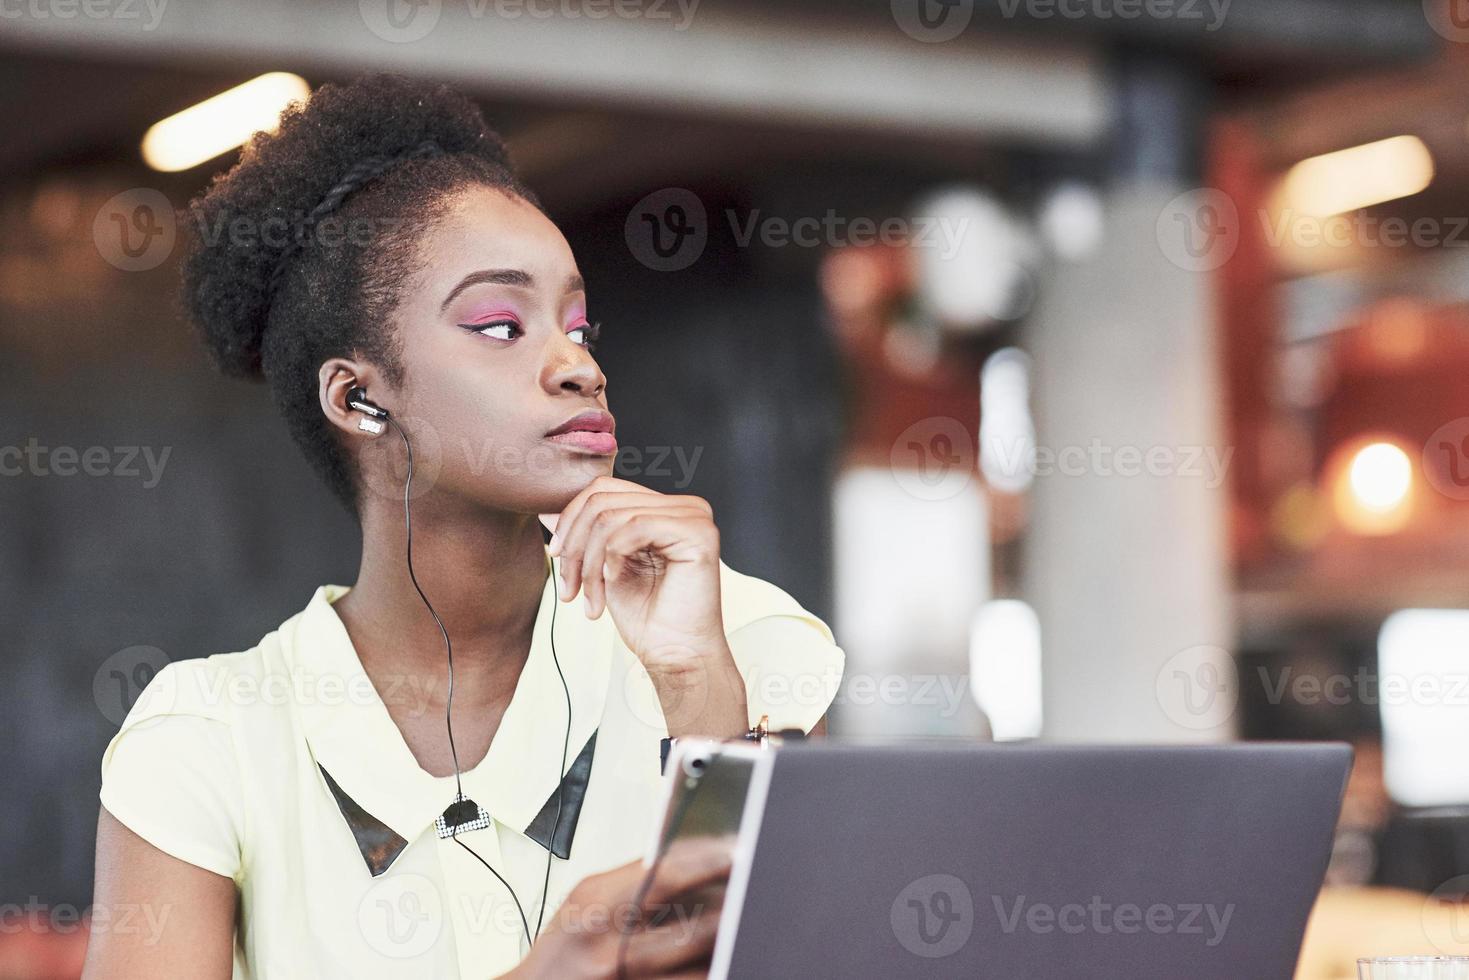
{"left": 180, "top": 73, "right": 515, "bottom": 379}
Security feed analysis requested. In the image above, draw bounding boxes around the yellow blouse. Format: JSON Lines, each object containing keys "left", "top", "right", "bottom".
{"left": 98, "top": 553, "right": 844, "bottom": 979}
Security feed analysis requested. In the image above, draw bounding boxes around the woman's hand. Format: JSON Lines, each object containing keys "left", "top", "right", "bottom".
{"left": 505, "top": 836, "right": 733, "bottom": 980}
{"left": 548, "top": 476, "right": 720, "bottom": 657}
{"left": 546, "top": 476, "right": 748, "bottom": 737}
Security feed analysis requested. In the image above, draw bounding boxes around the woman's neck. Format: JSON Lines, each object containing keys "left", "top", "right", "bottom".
{"left": 332, "top": 498, "right": 551, "bottom": 714}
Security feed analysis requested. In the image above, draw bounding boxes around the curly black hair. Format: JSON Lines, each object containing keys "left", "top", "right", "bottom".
{"left": 180, "top": 73, "right": 541, "bottom": 513}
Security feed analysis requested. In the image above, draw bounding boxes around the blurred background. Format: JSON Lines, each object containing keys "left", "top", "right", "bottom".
{"left": 6, "top": 0, "right": 1469, "bottom": 976}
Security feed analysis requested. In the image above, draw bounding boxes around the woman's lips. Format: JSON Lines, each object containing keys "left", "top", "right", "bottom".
{"left": 546, "top": 430, "right": 618, "bottom": 455}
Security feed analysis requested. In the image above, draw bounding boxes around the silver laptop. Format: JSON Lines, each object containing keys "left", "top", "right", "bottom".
{"left": 707, "top": 741, "right": 1350, "bottom": 979}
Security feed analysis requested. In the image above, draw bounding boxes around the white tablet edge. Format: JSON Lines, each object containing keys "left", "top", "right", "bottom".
{"left": 642, "top": 738, "right": 766, "bottom": 867}
{"left": 708, "top": 746, "right": 777, "bottom": 980}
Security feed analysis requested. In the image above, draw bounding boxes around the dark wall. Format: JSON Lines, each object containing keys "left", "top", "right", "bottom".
{"left": 1, "top": 168, "right": 844, "bottom": 908}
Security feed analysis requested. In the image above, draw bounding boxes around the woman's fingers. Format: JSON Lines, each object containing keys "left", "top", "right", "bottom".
{"left": 640, "top": 835, "right": 736, "bottom": 909}
{"left": 616, "top": 837, "right": 731, "bottom": 979}
{"left": 555, "top": 496, "right": 663, "bottom": 605}
{"left": 553, "top": 487, "right": 707, "bottom": 610}
{"left": 549, "top": 478, "right": 654, "bottom": 599}
{"left": 582, "top": 508, "right": 709, "bottom": 619}
{"left": 618, "top": 900, "right": 722, "bottom": 978}
{"left": 549, "top": 476, "right": 653, "bottom": 556}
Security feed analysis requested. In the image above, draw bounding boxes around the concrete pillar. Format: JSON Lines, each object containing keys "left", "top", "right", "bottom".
{"left": 1023, "top": 56, "right": 1236, "bottom": 742}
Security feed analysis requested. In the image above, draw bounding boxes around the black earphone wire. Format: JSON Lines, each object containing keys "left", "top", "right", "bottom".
{"left": 615, "top": 747, "right": 720, "bottom": 980}
{"left": 386, "top": 413, "right": 573, "bottom": 953}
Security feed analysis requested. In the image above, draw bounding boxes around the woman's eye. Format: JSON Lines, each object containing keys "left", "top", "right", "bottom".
{"left": 467, "top": 320, "right": 521, "bottom": 341}
{"left": 567, "top": 321, "right": 602, "bottom": 349}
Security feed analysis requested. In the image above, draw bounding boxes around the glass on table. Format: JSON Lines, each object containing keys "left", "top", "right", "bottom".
{"left": 1359, "top": 957, "right": 1469, "bottom": 979}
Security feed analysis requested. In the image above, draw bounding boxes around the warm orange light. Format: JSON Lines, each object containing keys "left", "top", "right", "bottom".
{"left": 1329, "top": 439, "right": 1414, "bottom": 535}
{"left": 142, "top": 73, "right": 309, "bottom": 172}
{"left": 1281, "top": 136, "right": 1434, "bottom": 218}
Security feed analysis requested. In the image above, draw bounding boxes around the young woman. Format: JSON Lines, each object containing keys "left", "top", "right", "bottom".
{"left": 83, "top": 75, "right": 843, "bottom": 979}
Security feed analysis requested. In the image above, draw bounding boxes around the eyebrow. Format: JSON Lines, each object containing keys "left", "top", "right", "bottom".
{"left": 440, "top": 269, "right": 586, "bottom": 312}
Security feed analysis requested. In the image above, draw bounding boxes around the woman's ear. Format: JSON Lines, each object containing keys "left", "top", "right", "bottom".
{"left": 319, "top": 358, "right": 384, "bottom": 438}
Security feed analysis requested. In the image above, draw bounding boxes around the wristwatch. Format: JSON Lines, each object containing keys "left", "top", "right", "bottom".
{"left": 659, "top": 715, "right": 805, "bottom": 774}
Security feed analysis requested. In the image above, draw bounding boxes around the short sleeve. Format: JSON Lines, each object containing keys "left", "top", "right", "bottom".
{"left": 719, "top": 561, "right": 846, "bottom": 734}
{"left": 99, "top": 660, "right": 244, "bottom": 880}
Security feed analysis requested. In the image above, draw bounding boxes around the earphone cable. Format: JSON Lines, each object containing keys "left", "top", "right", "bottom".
{"left": 615, "top": 747, "right": 720, "bottom": 980}
{"left": 538, "top": 581, "right": 573, "bottom": 939}
{"left": 386, "top": 414, "right": 571, "bottom": 953}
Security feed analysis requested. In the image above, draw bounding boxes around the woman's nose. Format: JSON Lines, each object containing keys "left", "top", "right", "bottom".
{"left": 544, "top": 342, "right": 606, "bottom": 397}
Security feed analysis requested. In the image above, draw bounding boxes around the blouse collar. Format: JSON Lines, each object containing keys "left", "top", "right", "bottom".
{"left": 283, "top": 552, "right": 615, "bottom": 855}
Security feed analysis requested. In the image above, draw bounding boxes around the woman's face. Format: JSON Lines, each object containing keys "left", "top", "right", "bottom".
{"left": 380, "top": 184, "right": 614, "bottom": 515}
